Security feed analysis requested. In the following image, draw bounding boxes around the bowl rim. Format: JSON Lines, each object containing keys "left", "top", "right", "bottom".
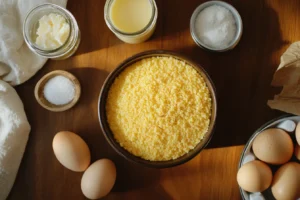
{"left": 190, "top": 0, "right": 243, "bottom": 52}
{"left": 98, "top": 50, "right": 217, "bottom": 168}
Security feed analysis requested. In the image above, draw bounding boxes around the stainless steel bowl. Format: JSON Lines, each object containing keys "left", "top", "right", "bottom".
{"left": 190, "top": 1, "right": 243, "bottom": 52}
{"left": 98, "top": 50, "right": 217, "bottom": 168}
{"left": 239, "top": 115, "right": 298, "bottom": 200}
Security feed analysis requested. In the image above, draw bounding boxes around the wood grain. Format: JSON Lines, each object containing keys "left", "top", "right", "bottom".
{"left": 7, "top": 0, "right": 300, "bottom": 199}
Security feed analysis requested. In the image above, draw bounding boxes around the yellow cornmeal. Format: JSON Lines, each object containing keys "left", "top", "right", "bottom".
{"left": 106, "top": 57, "right": 212, "bottom": 161}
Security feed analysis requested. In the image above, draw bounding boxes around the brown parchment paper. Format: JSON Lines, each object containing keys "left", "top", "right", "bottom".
{"left": 268, "top": 42, "right": 300, "bottom": 115}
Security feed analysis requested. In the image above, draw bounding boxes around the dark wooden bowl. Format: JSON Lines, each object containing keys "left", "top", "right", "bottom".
{"left": 98, "top": 50, "right": 217, "bottom": 168}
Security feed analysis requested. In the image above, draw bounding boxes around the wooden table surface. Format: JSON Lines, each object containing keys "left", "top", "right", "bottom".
{"left": 8, "top": 0, "right": 300, "bottom": 199}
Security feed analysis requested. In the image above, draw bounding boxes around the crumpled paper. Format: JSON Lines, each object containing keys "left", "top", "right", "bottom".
{"left": 268, "top": 42, "right": 300, "bottom": 115}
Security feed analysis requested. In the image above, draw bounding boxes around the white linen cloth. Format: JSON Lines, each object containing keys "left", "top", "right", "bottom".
{"left": 0, "top": 0, "right": 67, "bottom": 86}
{"left": 0, "top": 80, "right": 30, "bottom": 199}
{"left": 0, "top": 0, "right": 67, "bottom": 198}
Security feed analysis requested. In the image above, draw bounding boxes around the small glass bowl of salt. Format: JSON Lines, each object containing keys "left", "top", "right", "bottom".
{"left": 190, "top": 1, "right": 243, "bottom": 52}
{"left": 35, "top": 70, "right": 81, "bottom": 112}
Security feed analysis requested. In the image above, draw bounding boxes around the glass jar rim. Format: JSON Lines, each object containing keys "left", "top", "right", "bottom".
{"left": 104, "top": 0, "right": 158, "bottom": 36}
{"left": 23, "top": 3, "right": 75, "bottom": 54}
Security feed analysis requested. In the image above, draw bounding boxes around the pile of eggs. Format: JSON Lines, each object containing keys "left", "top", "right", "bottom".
{"left": 52, "top": 131, "right": 116, "bottom": 199}
{"left": 237, "top": 120, "right": 300, "bottom": 200}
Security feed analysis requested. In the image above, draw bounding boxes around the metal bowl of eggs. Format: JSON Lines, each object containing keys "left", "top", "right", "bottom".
{"left": 98, "top": 50, "right": 217, "bottom": 168}
{"left": 238, "top": 115, "right": 300, "bottom": 200}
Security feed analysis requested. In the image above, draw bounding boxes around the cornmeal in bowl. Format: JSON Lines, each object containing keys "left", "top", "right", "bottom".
{"left": 106, "top": 57, "right": 211, "bottom": 161}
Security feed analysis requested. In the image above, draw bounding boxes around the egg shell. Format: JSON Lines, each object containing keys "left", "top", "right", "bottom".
{"left": 277, "top": 120, "right": 296, "bottom": 133}
{"left": 296, "top": 122, "right": 300, "bottom": 145}
{"left": 81, "top": 159, "right": 116, "bottom": 199}
{"left": 237, "top": 160, "right": 272, "bottom": 192}
{"left": 271, "top": 162, "right": 300, "bottom": 200}
{"left": 295, "top": 145, "right": 300, "bottom": 160}
{"left": 53, "top": 131, "right": 91, "bottom": 172}
{"left": 242, "top": 152, "right": 256, "bottom": 165}
{"left": 252, "top": 128, "right": 293, "bottom": 165}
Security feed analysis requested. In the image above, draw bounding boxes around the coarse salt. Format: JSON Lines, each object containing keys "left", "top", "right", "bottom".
{"left": 195, "top": 5, "right": 236, "bottom": 49}
{"left": 43, "top": 75, "right": 75, "bottom": 105}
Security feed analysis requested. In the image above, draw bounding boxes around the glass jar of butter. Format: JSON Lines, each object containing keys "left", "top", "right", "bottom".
{"left": 104, "top": 0, "right": 158, "bottom": 44}
{"left": 23, "top": 3, "right": 80, "bottom": 60}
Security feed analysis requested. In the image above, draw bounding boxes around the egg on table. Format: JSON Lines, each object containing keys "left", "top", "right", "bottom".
{"left": 271, "top": 162, "right": 300, "bottom": 200}
{"left": 81, "top": 159, "right": 116, "bottom": 199}
{"left": 52, "top": 131, "right": 91, "bottom": 172}
{"left": 252, "top": 128, "right": 293, "bottom": 165}
{"left": 237, "top": 160, "right": 273, "bottom": 192}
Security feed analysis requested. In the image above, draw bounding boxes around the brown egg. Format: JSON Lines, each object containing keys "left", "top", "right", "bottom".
{"left": 81, "top": 159, "right": 116, "bottom": 199}
{"left": 237, "top": 160, "right": 272, "bottom": 192}
{"left": 296, "top": 122, "right": 300, "bottom": 145}
{"left": 295, "top": 145, "right": 300, "bottom": 160}
{"left": 271, "top": 162, "right": 300, "bottom": 200}
{"left": 52, "top": 131, "right": 91, "bottom": 172}
{"left": 252, "top": 128, "right": 293, "bottom": 165}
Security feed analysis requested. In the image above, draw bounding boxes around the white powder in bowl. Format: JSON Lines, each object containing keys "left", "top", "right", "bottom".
{"left": 43, "top": 75, "right": 75, "bottom": 105}
{"left": 195, "top": 5, "right": 237, "bottom": 49}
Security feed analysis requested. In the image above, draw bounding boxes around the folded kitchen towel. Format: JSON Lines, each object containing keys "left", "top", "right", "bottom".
{"left": 0, "top": 0, "right": 67, "bottom": 198}
{"left": 0, "top": 80, "right": 30, "bottom": 199}
{"left": 0, "top": 0, "right": 67, "bottom": 86}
